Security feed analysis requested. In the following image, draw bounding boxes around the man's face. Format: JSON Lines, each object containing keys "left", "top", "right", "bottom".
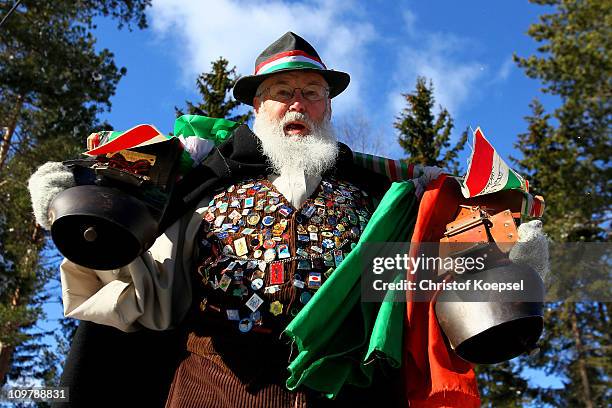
{"left": 253, "top": 71, "right": 331, "bottom": 137}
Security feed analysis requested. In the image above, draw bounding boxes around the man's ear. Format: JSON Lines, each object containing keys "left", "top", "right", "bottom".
{"left": 253, "top": 97, "right": 261, "bottom": 115}
{"left": 327, "top": 98, "right": 332, "bottom": 120}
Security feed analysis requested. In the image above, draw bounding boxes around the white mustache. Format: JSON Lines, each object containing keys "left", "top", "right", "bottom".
{"left": 280, "top": 111, "right": 314, "bottom": 130}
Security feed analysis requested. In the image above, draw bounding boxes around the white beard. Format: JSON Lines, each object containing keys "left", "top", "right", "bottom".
{"left": 253, "top": 108, "right": 339, "bottom": 178}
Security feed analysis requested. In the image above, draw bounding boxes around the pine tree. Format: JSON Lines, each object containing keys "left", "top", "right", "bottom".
{"left": 176, "top": 57, "right": 251, "bottom": 123}
{"left": 510, "top": 1, "right": 611, "bottom": 406}
{"left": 0, "top": 0, "right": 151, "bottom": 385}
{"left": 394, "top": 76, "right": 467, "bottom": 174}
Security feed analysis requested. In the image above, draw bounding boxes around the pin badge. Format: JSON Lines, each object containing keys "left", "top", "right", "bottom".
{"left": 334, "top": 249, "right": 344, "bottom": 266}
{"left": 308, "top": 272, "right": 322, "bottom": 288}
{"left": 250, "top": 311, "right": 262, "bottom": 325}
{"left": 251, "top": 278, "right": 264, "bottom": 291}
{"left": 264, "top": 285, "right": 280, "bottom": 294}
{"left": 238, "top": 318, "right": 253, "bottom": 333}
{"left": 264, "top": 248, "right": 276, "bottom": 262}
{"left": 278, "top": 206, "right": 292, "bottom": 217}
{"left": 219, "top": 274, "right": 232, "bottom": 291}
{"left": 226, "top": 309, "right": 240, "bottom": 321}
{"left": 214, "top": 215, "right": 226, "bottom": 228}
{"left": 270, "top": 301, "right": 283, "bottom": 316}
{"left": 269, "top": 262, "right": 284, "bottom": 284}
{"left": 245, "top": 293, "right": 264, "bottom": 312}
{"left": 234, "top": 237, "right": 248, "bottom": 257}
{"left": 322, "top": 238, "right": 335, "bottom": 249}
{"left": 310, "top": 245, "right": 323, "bottom": 254}
{"left": 247, "top": 214, "right": 260, "bottom": 226}
{"left": 277, "top": 244, "right": 290, "bottom": 259}
{"left": 302, "top": 206, "right": 316, "bottom": 218}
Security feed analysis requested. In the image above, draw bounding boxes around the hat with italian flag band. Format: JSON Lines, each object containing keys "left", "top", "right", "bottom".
{"left": 233, "top": 31, "right": 350, "bottom": 106}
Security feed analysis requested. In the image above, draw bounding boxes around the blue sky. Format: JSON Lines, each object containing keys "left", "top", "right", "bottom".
{"left": 39, "top": 0, "right": 565, "bottom": 392}
{"left": 92, "top": 0, "right": 559, "bottom": 163}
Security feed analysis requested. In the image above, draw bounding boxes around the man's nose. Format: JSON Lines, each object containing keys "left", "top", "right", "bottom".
{"left": 287, "top": 91, "right": 306, "bottom": 112}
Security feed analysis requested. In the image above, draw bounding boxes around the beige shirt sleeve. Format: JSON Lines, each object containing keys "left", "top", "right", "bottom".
{"left": 60, "top": 199, "right": 208, "bottom": 332}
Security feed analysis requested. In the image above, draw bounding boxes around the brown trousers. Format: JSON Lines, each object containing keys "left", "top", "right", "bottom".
{"left": 165, "top": 326, "right": 404, "bottom": 408}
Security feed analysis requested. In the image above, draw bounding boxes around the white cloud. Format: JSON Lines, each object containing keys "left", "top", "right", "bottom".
{"left": 148, "top": 0, "right": 377, "bottom": 115}
{"left": 495, "top": 55, "right": 514, "bottom": 82}
{"left": 388, "top": 32, "right": 483, "bottom": 119}
{"left": 401, "top": 9, "right": 417, "bottom": 35}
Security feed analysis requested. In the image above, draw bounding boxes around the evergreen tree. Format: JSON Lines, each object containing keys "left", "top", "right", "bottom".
{"left": 510, "top": 1, "right": 611, "bottom": 406}
{"left": 176, "top": 57, "right": 251, "bottom": 123}
{"left": 514, "top": 0, "right": 610, "bottom": 242}
{"left": 394, "top": 76, "right": 467, "bottom": 174}
{"left": 0, "top": 0, "right": 150, "bottom": 384}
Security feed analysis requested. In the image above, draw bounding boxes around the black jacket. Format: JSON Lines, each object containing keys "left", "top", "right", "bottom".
{"left": 55, "top": 126, "right": 391, "bottom": 408}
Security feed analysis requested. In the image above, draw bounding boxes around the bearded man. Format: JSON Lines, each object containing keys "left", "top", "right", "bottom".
{"left": 31, "top": 32, "right": 416, "bottom": 407}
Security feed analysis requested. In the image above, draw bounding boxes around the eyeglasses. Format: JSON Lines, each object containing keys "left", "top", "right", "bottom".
{"left": 258, "top": 84, "right": 329, "bottom": 102}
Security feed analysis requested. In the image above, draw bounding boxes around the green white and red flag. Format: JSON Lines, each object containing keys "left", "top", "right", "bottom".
{"left": 352, "top": 152, "right": 423, "bottom": 182}
{"left": 461, "top": 127, "right": 528, "bottom": 198}
{"left": 85, "top": 124, "right": 169, "bottom": 156}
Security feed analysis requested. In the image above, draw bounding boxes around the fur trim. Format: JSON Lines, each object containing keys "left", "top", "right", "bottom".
{"left": 509, "top": 220, "right": 550, "bottom": 280}
{"left": 28, "top": 162, "right": 75, "bottom": 230}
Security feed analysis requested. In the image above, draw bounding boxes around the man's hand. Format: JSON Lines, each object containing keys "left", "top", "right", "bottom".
{"left": 412, "top": 166, "right": 445, "bottom": 199}
{"left": 28, "top": 162, "right": 75, "bottom": 230}
{"left": 509, "top": 220, "right": 550, "bottom": 281}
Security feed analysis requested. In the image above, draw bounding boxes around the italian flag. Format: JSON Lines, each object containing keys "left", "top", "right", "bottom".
{"left": 461, "top": 127, "right": 528, "bottom": 198}
{"left": 85, "top": 124, "right": 168, "bottom": 156}
{"left": 353, "top": 152, "right": 422, "bottom": 181}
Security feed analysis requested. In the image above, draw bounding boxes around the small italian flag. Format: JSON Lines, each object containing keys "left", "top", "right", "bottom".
{"left": 85, "top": 124, "right": 168, "bottom": 156}
{"left": 352, "top": 152, "right": 422, "bottom": 181}
{"left": 461, "top": 127, "right": 528, "bottom": 198}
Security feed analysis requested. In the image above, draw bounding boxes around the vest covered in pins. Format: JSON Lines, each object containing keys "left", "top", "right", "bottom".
{"left": 194, "top": 176, "right": 375, "bottom": 334}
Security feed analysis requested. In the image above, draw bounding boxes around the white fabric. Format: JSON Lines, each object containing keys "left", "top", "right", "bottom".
{"left": 412, "top": 166, "right": 445, "bottom": 199}
{"left": 268, "top": 171, "right": 321, "bottom": 209}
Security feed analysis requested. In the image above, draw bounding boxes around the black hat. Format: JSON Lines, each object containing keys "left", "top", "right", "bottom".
{"left": 233, "top": 32, "right": 350, "bottom": 106}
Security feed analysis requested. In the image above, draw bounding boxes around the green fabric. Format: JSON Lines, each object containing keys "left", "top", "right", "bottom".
{"left": 172, "top": 115, "right": 240, "bottom": 175}
{"left": 173, "top": 114, "right": 239, "bottom": 143}
{"left": 284, "top": 181, "right": 419, "bottom": 398}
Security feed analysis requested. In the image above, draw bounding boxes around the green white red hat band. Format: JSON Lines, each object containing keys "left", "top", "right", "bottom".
{"left": 255, "top": 50, "right": 326, "bottom": 75}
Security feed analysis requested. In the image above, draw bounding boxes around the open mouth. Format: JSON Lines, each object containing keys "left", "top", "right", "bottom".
{"left": 284, "top": 121, "right": 308, "bottom": 135}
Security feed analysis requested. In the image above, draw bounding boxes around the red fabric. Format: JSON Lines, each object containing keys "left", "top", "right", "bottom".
{"left": 403, "top": 175, "right": 481, "bottom": 408}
